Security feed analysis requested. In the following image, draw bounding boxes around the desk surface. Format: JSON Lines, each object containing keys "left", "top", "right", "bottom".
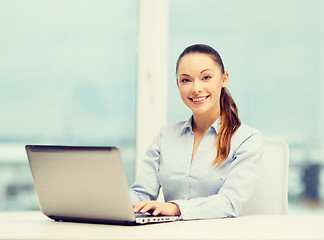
{"left": 0, "top": 211, "right": 323, "bottom": 240}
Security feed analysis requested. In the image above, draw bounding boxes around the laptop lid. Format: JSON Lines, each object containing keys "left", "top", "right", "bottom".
{"left": 26, "top": 145, "right": 137, "bottom": 224}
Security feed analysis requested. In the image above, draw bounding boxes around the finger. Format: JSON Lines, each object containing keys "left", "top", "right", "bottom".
{"left": 152, "top": 207, "right": 161, "bottom": 216}
{"left": 133, "top": 206, "right": 139, "bottom": 213}
{"left": 133, "top": 201, "right": 149, "bottom": 213}
{"left": 140, "top": 203, "right": 156, "bottom": 214}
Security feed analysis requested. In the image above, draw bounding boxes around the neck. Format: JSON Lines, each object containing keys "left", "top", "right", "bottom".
{"left": 192, "top": 110, "right": 220, "bottom": 134}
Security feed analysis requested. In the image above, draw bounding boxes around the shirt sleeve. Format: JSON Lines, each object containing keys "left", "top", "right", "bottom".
{"left": 129, "top": 130, "right": 162, "bottom": 205}
{"left": 171, "top": 130, "right": 263, "bottom": 220}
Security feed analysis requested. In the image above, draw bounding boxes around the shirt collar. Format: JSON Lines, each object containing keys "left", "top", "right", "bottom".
{"left": 180, "top": 116, "right": 193, "bottom": 134}
{"left": 210, "top": 116, "right": 221, "bottom": 134}
{"left": 180, "top": 115, "right": 221, "bottom": 135}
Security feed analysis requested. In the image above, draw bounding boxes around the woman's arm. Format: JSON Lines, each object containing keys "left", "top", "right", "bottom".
{"left": 129, "top": 130, "right": 163, "bottom": 204}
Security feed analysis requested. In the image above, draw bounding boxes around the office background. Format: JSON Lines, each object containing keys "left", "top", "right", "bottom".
{"left": 0, "top": 0, "right": 323, "bottom": 214}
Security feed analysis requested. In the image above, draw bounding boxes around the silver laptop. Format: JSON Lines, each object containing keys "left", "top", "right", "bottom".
{"left": 25, "top": 145, "right": 178, "bottom": 225}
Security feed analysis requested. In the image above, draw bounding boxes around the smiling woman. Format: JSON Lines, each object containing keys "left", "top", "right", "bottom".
{"left": 176, "top": 45, "right": 241, "bottom": 167}
{"left": 129, "top": 44, "right": 263, "bottom": 219}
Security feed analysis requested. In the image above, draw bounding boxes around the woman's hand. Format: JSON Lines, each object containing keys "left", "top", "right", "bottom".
{"left": 133, "top": 201, "right": 181, "bottom": 216}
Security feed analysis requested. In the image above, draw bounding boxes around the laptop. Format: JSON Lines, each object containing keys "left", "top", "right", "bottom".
{"left": 25, "top": 145, "right": 179, "bottom": 225}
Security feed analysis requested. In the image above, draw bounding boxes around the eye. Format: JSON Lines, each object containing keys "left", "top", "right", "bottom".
{"left": 180, "top": 78, "right": 191, "bottom": 83}
{"left": 202, "top": 75, "right": 211, "bottom": 80}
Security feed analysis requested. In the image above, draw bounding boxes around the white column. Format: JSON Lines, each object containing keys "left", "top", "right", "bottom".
{"left": 136, "top": 0, "right": 168, "bottom": 176}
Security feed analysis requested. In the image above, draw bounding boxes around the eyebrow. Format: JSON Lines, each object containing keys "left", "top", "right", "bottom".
{"left": 179, "top": 73, "right": 190, "bottom": 77}
{"left": 178, "top": 69, "right": 214, "bottom": 77}
{"left": 200, "top": 69, "right": 214, "bottom": 74}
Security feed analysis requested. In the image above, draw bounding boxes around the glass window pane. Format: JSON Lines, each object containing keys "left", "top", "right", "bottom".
{"left": 0, "top": 0, "right": 137, "bottom": 210}
{"left": 168, "top": 0, "right": 324, "bottom": 213}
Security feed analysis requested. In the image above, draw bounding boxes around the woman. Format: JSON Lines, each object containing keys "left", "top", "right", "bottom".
{"left": 130, "top": 44, "right": 263, "bottom": 219}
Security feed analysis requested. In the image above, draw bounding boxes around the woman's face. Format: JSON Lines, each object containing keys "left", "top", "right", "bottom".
{"left": 177, "top": 53, "right": 229, "bottom": 118}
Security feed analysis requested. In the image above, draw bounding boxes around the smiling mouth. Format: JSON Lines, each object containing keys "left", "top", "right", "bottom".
{"left": 190, "top": 96, "right": 209, "bottom": 102}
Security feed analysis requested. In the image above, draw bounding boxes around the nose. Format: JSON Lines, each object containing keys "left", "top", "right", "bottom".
{"left": 192, "top": 80, "right": 202, "bottom": 95}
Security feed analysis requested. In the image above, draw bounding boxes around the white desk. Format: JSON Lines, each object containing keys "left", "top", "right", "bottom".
{"left": 0, "top": 211, "right": 323, "bottom": 240}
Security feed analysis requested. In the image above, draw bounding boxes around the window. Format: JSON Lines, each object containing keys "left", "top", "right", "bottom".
{"left": 0, "top": 0, "right": 137, "bottom": 210}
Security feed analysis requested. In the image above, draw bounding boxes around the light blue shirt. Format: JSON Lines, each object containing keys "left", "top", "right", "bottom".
{"left": 130, "top": 116, "right": 263, "bottom": 220}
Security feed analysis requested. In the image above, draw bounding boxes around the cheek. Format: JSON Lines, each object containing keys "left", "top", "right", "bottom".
{"left": 213, "top": 90, "right": 222, "bottom": 102}
{"left": 213, "top": 85, "right": 222, "bottom": 95}
{"left": 178, "top": 86, "right": 188, "bottom": 98}
{"left": 210, "top": 83, "right": 223, "bottom": 96}
{"left": 178, "top": 87, "right": 191, "bottom": 106}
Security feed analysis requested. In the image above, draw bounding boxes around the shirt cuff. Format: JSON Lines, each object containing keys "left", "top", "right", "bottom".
{"left": 169, "top": 200, "right": 195, "bottom": 220}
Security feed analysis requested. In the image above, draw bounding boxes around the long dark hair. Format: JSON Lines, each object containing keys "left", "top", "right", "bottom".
{"left": 176, "top": 44, "right": 241, "bottom": 166}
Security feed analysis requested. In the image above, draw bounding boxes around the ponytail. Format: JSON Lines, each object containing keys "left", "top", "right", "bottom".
{"left": 213, "top": 88, "right": 241, "bottom": 167}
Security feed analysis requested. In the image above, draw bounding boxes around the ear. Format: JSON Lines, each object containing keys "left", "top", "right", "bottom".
{"left": 221, "top": 72, "right": 229, "bottom": 87}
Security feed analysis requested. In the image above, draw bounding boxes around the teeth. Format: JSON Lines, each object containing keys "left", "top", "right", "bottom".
{"left": 192, "top": 97, "right": 206, "bottom": 102}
